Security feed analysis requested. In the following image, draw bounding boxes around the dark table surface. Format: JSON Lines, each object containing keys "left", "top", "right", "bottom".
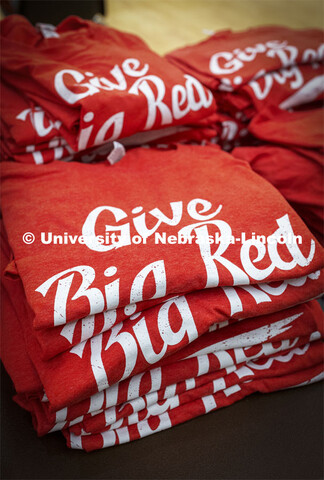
{"left": 1, "top": 363, "right": 323, "bottom": 480}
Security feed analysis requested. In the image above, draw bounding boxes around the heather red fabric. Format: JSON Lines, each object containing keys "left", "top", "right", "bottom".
{"left": 2, "top": 215, "right": 321, "bottom": 369}
{"left": 254, "top": 65, "right": 322, "bottom": 109}
{"left": 19, "top": 300, "right": 324, "bottom": 426}
{"left": 2, "top": 248, "right": 323, "bottom": 413}
{"left": 21, "top": 300, "right": 324, "bottom": 413}
{"left": 0, "top": 81, "right": 76, "bottom": 147}
{"left": 3, "top": 231, "right": 322, "bottom": 438}
{"left": 16, "top": 336, "right": 321, "bottom": 437}
{"left": 0, "top": 225, "right": 42, "bottom": 394}
{"left": 248, "top": 106, "right": 324, "bottom": 150}
{"left": 166, "top": 27, "right": 323, "bottom": 149}
{"left": 2, "top": 239, "right": 323, "bottom": 446}
{"left": 232, "top": 145, "right": 324, "bottom": 245}
{"left": 64, "top": 361, "right": 323, "bottom": 451}
{"left": 1, "top": 20, "right": 323, "bottom": 455}
{"left": 74, "top": 341, "right": 323, "bottom": 436}
{"left": 0, "top": 79, "right": 218, "bottom": 164}
{"left": 1, "top": 145, "right": 323, "bottom": 334}
{"left": 0, "top": 83, "right": 64, "bottom": 147}
{"left": 21, "top": 264, "right": 324, "bottom": 361}
{"left": 1, "top": 15, "right": 216, "bottom": 154}
{"left": 221, "top": 63, "right": 324, "bottom": 118}
{"left": 166, "top": 26, "right": 323, "bottom": 94}
{"left": 0, "top": 285, "right": 43, "bottom": 395}
{"left": 30, "top": 339, "right": 324, "bottom": 437}
{"left": 2, "top": 223, "right": 323, "bottom": 415}
{"left": 2, "top": 253, "right": 322, "bottom": 437}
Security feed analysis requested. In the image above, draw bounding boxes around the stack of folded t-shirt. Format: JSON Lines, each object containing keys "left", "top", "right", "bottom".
{"left": 167, "top": 26, "right": 324, "bottom": 149}
{"left": 1, "top": 144, "right": 323, "bottom": 451}
{"left": 167, "top": 26, "right": 324, "bottom": 244}
{"left": 0, "top": 15, "right": 218, "bottom": 164}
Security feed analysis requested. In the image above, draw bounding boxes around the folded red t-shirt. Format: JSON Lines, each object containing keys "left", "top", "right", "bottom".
{"left": 1, "top": 15, "right": 216, "bottom": 152}
{"left": 64, "top": 361, "right": 324, "bottom": 451}
{"left": 166, "top": 26, "right": 323, "bottom": 93}
{"left": 248, "top": 106, "right": 324, "bottom": 150}
{"left": 2, "top": 144, "right": 323, "bottom": 334}
{"left": 2, "top": 234, "right": 323, "bottom": 412}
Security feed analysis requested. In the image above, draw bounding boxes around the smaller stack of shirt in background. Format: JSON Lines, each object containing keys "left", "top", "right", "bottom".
{"left": 167, "top": 26, "right": 324, "bottom": 244}
{"left": 167, "top": 26, "right": 323, "bottom": 149}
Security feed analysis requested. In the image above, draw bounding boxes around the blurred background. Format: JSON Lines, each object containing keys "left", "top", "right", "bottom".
{"left": 0, "top": 0, "right": 323, "bottom": 54}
